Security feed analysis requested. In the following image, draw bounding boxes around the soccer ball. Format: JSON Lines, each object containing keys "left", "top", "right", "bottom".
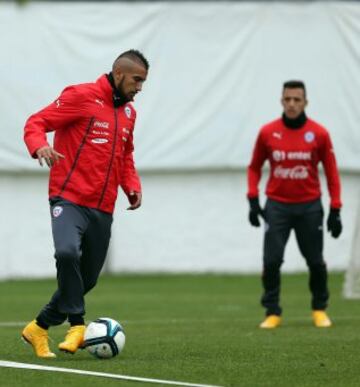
{"left": 84, "top": 317, "right": 126, "bottom": 359}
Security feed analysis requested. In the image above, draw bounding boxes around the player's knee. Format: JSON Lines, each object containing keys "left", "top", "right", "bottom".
{"left": 262, "top": 262, "right": 282, "bottom": 280}
{"left": 263, "top": 258, "right": 282, "bottom": 272}
{"left": 55, "top": 245, "right": 81, "bottom": 263}
{"left": 83, "top": 279, "right": 97, "bottom": 294}
{"left": 307, "top": 260, "right": 326, "bottom": 271}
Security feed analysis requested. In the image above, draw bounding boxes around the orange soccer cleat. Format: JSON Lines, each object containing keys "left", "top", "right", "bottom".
{"left": 312, "top": 310, "right": 332, "bottom": 328}
{"left": 58, "top": 325, "right": 86, "bottom": 354}
{"left": 259, "top": 315, "right": 282, "bottom": 329}
{"left": 22, "top": 320, "right": 56, "bottom": 358}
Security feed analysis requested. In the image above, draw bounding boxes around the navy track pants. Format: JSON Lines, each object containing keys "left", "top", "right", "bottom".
{"left": 37, "top": 197, "right": 113, "bottom": 326}
{"left": 261, "top": 198, "right": 329, "bottom": 316}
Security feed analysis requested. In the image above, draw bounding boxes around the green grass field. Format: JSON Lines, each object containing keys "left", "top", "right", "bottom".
{"left": 0, "top": 273, "right": 359, "bottom": 387}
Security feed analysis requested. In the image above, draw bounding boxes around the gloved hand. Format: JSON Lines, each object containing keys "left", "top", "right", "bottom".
{"left": 327, "top": 208, "right": 342, "bottom": 238}
{"left": 248, "top": 197, "right": 265, "bottom": 227}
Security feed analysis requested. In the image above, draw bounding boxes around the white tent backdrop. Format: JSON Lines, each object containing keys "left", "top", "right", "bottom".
{"left": 1, "top": 1, "right": 360, "bottom": 279}
{"left": 1, "top": 1, "right": 360, "bottom": 171}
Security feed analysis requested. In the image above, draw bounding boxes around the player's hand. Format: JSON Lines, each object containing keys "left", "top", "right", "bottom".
{"left": 248, "top": 197, "right": 265, "bottom": 227}
{"left": 127, "top": 191, "right": 142, "bottom": 210}
{"left": 36, "top": 146, "right": 65, "bottom": 168}
{"left": 327, "top": 208, "right": 342, "bottom": 238}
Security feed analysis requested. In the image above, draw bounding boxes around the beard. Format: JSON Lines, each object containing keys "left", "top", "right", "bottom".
{"left": 113, "top": 78, "right": 130, "bottom": 106}
{"left": 107, "top": 72, "right": 130, "bottom": 107}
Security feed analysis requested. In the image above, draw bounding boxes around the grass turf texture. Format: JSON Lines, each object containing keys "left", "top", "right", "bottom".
{"left": 0, "top": 273, "right": 359, "bottom": 387}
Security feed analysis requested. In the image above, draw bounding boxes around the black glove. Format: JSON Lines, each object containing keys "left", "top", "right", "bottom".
{"left": 327, "top": 208, "right": 342, "bottom": 238}
{"left": 248, "top": 197, "right": 264, "bottom": 227}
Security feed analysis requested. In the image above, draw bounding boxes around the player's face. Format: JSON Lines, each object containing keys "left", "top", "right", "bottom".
{"left": 114, "top": 63, "right": 147, "bottom": 102}
{"left": 281, "top": 88, "right": 307, "bottom": 119}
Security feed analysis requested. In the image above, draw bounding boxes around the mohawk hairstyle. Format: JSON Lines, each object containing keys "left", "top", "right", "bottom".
{"left": 283, "top": 80, "right": 306, "bottom": 98}
{"left": 113, "top": 49, "right": 149, "bottom": 71}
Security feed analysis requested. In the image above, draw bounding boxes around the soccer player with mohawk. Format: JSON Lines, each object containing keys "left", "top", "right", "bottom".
{"left": 247, "top": 80, "right": 342, "bottom": 329}
{"left": 22, "top": 50, "right": 148, "bottom": 358}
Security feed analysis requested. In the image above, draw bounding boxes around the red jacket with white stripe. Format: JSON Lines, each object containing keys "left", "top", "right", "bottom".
{"left": 24, "top": 74, "right": 141, "bottom": 214}
{"left": 247, "top": 117, "right": 342, "bottom": 208}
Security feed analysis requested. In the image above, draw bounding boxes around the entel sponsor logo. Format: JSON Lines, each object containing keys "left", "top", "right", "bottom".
{"left": 274, "top": 165, "right": 309, "bottom": 179}
{"left": 91, "top": 138, "right": 109, "bottom": 144}
{"left": 272, "top": 150, "right": 286, "bottom": 162}
{"left": 287, "top": 151, "right": 311, "bottom": 160}
{"left": 272, "top": 150, "right": 311, "bottom": 161}
{"left": 94, "top": 121, "right": 109, "bottom": 129}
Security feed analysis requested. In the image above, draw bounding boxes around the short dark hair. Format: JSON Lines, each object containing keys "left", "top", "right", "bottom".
{"left": 283, "top": 80, "right": 306, "bottom": 97}
{"left": 114, "top": 49, "right": 149, "bottom": 70}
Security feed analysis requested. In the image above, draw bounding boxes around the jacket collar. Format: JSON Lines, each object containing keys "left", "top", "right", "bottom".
{"left": 282, "top": 112, "right": 307, "bottom": 129}
{"left": 96, "top": 74, "right": 115, "bottom": 106}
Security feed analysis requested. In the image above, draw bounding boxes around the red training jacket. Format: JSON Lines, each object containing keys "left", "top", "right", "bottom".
{"left": 24, "top": 74, "right": 141, "bottom": 214}
{"left": 247, "top": 117, "right": 341, "bottom": 208}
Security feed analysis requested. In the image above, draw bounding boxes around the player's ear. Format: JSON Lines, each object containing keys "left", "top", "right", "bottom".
{"left": 113, "top": 68, "right": 123, "bottom": 82}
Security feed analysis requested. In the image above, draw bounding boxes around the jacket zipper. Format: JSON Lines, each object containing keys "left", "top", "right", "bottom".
{"left": 97, "top": 108, "right": 118, "bottom": 208}
{"left": 60, "top": 116, "right": 94, "bottom": 194}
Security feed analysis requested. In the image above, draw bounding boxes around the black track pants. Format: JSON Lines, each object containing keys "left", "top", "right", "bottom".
{"left": 261, "top": 198, "right": 329, "bottom": 316}
{"left": 37, "top": 197, "right": 113, "bottom": 326}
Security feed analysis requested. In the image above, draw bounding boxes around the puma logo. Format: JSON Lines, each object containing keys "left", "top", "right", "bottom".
{"left": 95, "top": 99, "right": 104, "bottom": 107}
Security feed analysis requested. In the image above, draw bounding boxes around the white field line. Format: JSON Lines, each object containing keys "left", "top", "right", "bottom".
{"left": 1, "top": 315, "right": 360, "bottom": 328}
{"left": 0, "top": 322, "right": 28, "bottom": 327}
{"left": 0, "top": 360, "right": 223, "bottom": 387}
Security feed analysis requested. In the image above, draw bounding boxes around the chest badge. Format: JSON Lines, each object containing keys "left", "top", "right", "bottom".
{"left": 124, "top": 106, "right": 131, "bottom": 119}
{"left": 304, "top": 131, "right": 315, "bottom": 143}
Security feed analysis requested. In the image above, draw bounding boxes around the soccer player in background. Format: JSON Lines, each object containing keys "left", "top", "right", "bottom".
{"left": 247, "top": 80, "right": 342, "bottom": 329}
{"left": 22, "top": 50, "right": 148, "bottom": 358}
